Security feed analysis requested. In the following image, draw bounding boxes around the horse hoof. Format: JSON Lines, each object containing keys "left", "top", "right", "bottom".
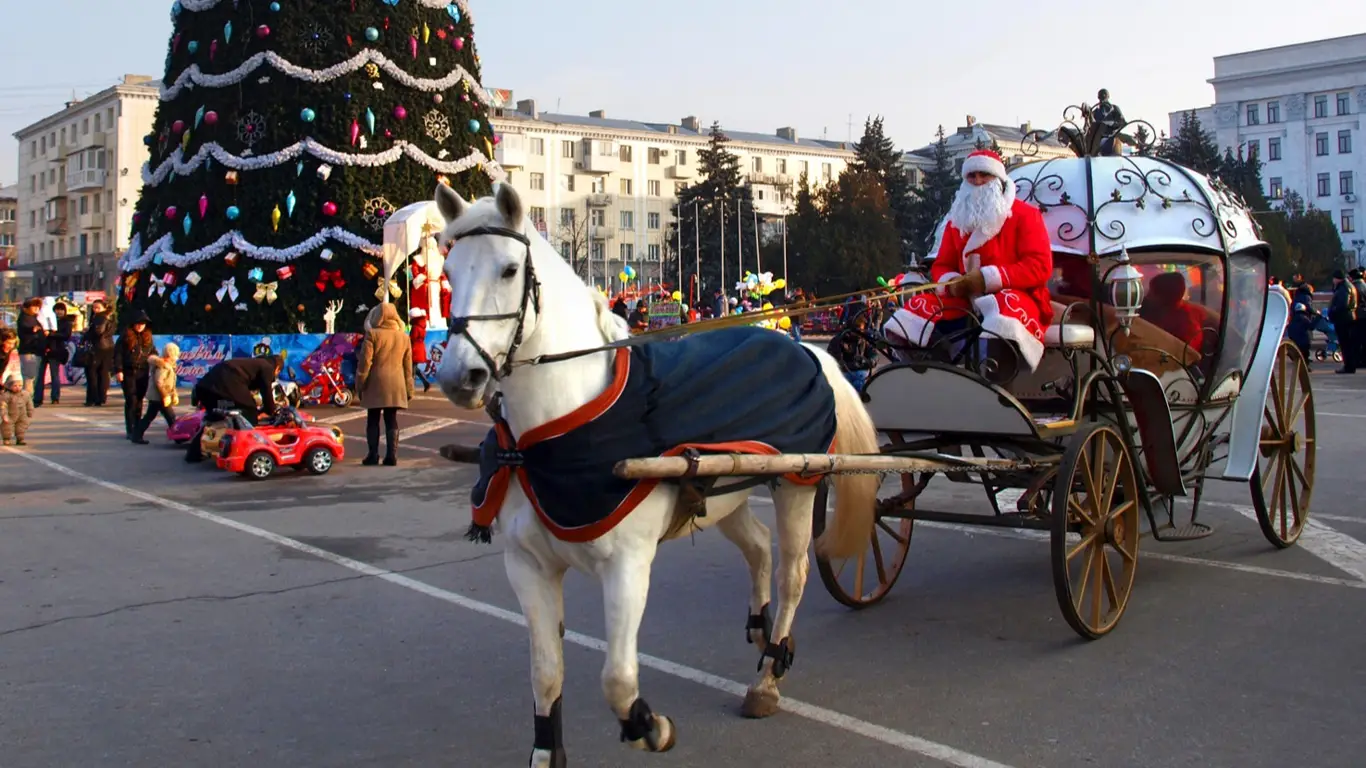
{"left": 529, "top": 747, "right": 567, "bottom": 768}
{"left": 625, "top": 715, "right": 677, "bottom": 753}
{"left": 740, "top": 688, "right": 781, "bottom": 719}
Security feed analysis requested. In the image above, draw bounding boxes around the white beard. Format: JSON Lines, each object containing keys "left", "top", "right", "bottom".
{"left": 947, "top": 181, "right": 1012, "bottom": 244}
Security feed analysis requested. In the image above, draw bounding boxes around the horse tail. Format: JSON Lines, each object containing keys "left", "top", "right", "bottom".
{"left": 805, "top": 345, "right": 881, "bottom": 560}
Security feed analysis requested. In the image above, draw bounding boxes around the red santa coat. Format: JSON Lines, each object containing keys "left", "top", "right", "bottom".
{"left": 886, "top": 197, "right": 1055, "bottom": 369}
{"left": 409, "top": 314, "right": 429, "bottom": 364}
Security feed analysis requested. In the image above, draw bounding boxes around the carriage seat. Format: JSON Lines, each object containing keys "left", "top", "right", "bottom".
{"left": 1043, "top": 302, "right": 1095, "bottom": 349}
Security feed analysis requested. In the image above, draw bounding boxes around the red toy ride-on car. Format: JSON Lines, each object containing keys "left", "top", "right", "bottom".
{"left": 215, "top": 407, "right": 347, "bottom": 480}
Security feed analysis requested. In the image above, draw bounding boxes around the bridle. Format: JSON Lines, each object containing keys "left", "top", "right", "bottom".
{"left": 442, "top": 225, "right": 541, "bottom": 381}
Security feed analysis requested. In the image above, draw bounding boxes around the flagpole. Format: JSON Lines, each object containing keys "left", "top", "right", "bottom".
{"left": 718, "top": 198, "right": 726, "bottom": 314}
{"left": 693, "top": 200, "right": 700, "bottom": 307}
{"left": 753, "top": 205, "right": 761, "bottom": 274}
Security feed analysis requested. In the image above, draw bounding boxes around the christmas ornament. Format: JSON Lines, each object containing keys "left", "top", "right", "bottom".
{"left": 296, "top": 159, "right": 304, "bottom": 176}
{"left": 225, "top": 170, "right": 239, "bottom": 185}
{"left": 316, "top": 164, "right": 332, "bottom": 181}
{"left": 172, "top": 32, "right": 181, "bottom": 52}
{"left": 316, "top": 268, "right": 345, "bottom": 291}
{"left": 194, "top": 106, "right": 205, "bottom": 130}
{"left": 187, "top": 40, "right": 199, "bottom": 54}
{"left": 277, "top": 265, "right": 295, "bottom": 280}
{"left": 253, "top": 281, "right": 279, "bottom": 305}
{"left": 206, "top": 304, "right": 215, "bottom": 313}
{"left": 224, "top": 21, "right": 232, "bottom": 43}
{"left": 393, "top": 105, "right": 407, "bottom": 120}
{"left": 165, "top": 206, "right": 178, "bottom": 219}
{"left": 183, "top": 214, "right": 192, "bottom": 235}
{"left": 422, "top": 22, "right": 430, "bottom": 44}
{"left": 453, "top": 36, "right": 464, "bottom": 51}
{"left": 409, "top": 33, "right": 418, "bottom": 58}
{"left": 210, "top": 40, "right": 218, "bottom": 61}
{"left": 216, "top": 277, "right": 239, "bottom": 302}
{"left": 384, "top": 129, "right": 392, "bottom": 138}
{"left": 365, "top": 63, "right": 380, "bottom": 79}
{"left": 365, "top": 107, "right": 375, "bottom": 135}
{"left": 300, "top": 107, "right": 316, "bottom": 122}
{"left": 322, "top": 201, "right": 338, "bottom": 216}
{"left": 185, "top": 270, "right": 202, "bottom": 286}
{"left": 256, "top": 25, "right": 271, "bottom": 39}
{"left": 423, "top": 110, "right": 451, "bottom": 142}
{"left": 361, "top": 262, "right": 379, "bottom": 279}
{"left": 364, "top": 27, "right": 379, "bottom": 41}
{"left": 433, "top": 93, "right": 443, "bottom": 104}
{"left": 169, "top": 284, "right": 189, "bottom": 305}
{"left": 271, "top": 205, "right": 281, "bottom": 232}
{"left": 350, "top": 119, "right": 360, "bottom": 146}
{"left": 446, "top": 4, "right": 460, "bottom": 23}
{"left": 224, "top": 252, "right": 240, "bottom": 267}
{"left": 148, "top": 273, "right": 170, "bottom": 297}
{"left": 204, "top": 110, "right": 218, "bottom": 126}
{"left": 143, "top": 134, "right": 154, "bottom": 146}
{"left": 362, "top": 196, "right": 396, "bottom": 229}
{"left": 225, "top": 205, "right": 240, "bottom": 220}
{"left": 236, "top": 112, "right": 266, "bottom": 147}
{"left": 198, "top": 195, "right": 208, "bottom": 219}
{"left": 286, "top": 190, "right": 297, "bottom": 217}
{"left": 248, "top": 267, "right": 264, "bottom": 282}
{"left": 319, "top": 248, "right": 335, "bottom": 262}
{"left": 468, "top": 119, "right": 480, "bottom": 133}
{"left": 181, "top": 131, "right": 192, "bottom": 151}
{"left": 171, "top": 119, "right": 186, "bottom": 134}
{"left": 269, "top": 1, "right": 280, "bottom": 10}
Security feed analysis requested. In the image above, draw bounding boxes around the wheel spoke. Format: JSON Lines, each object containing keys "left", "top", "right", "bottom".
{"left": 1068, "top": 498, "right": 1097, "bottom": 528}
{"left": 1102, "top": 549, "right": 1121, "bottom": 615}
{"left": 1090, "top": 436, "right": 1110, "bottom": 522}
{"left": 853, "top": 550, "right": 866, "bottom": 599}
{"left": 1090, "top": 544, "right": 1105, "bottom": 627}
{"left": 1284, "top": 456, "right": 1304, "bottom": 534}
{"left": 870, "top": 531, "right": 888, "bottom": 585}
{"left": 1098, "top": 437, "right": 1121, "bottom": 518}
{"left": 876, "top": 517, "right": 908, "bottom": 546}
{"left": 1276, "top": 453, "right": 1290, "bottom": 540}
{"left": 1067, "top": 529, "right": 1100, "bottom": 562}
{"left": 1078, "top": 447, "right": 1101, "bottom": 507}
{"left": 1073, "top": 541, "right": 1096, "bottom": 614}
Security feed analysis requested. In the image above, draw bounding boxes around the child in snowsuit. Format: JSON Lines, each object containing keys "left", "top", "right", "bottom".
{"left": 2, "top": 374, "right": 34, "bottom": 446}
{"left": 132, "top": 342, "right": 181, "bottom": 444}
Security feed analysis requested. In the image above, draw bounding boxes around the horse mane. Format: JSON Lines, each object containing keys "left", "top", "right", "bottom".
{"left": 591, "top": 290, "right": 631, "bottom": 343}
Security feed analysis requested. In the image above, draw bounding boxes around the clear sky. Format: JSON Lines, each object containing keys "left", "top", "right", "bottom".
{"left": 1, "top": 0, "right": 1361, "bottom": 186}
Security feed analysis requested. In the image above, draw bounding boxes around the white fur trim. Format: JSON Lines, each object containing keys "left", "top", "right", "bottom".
{"left": 883, "top": 307, "right": 936, "bottom": 347}
{"left": 412, "top": 273, "right": 428, "bottom": 289}
{"left": 409, "top": 307, "right": 426, "bottom": 318}
{"left": 962, "top": 152, "right": 1007, "bottom": 182}
{"left": 982, "top": 265, "right": 1005, "bottom": 293}
{"left": 974, "top": 294, "right": 1045, "bottom": 371}
{"left": 936, "top": 271, "right": 961, "bottom": 297}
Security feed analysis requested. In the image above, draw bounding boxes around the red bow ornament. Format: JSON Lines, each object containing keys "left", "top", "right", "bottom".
{"left": 316, "top": 268, "right": 346, "bottom": 293}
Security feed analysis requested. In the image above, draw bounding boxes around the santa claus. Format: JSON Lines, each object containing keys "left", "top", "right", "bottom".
{"left": 884, "top": 149, "right": 1054, "bottom": 370}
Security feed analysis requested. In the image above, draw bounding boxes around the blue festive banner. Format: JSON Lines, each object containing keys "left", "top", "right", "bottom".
{"left": 152, "top": 334, "right": 232, "bottom": 387}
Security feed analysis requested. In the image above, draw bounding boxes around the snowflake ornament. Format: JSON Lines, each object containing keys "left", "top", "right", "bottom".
{"left": 298, "top": 23, "right": 334, "bottom": 55}
{"left": 362, "top": 196, "right": 397, "bottom": 230}
{"left": 423, "top": 110, "right": 451, "bottom": 143}
{"left": 237, "top": 111, "right": 267, "bottom": 146}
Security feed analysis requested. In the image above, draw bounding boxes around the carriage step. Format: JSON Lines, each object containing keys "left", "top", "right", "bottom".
{"left": 1151, "top": 522, "right": 1215, "bottom": 542}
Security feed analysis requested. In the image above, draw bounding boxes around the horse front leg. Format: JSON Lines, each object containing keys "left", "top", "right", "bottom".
{"left": 741, "top": 482, "right": 816, "bottom": 719}
{"left": 505, "top": 540, "right": 569, "bottom": 768}
{"left": 716, "top": 500, "right": 774, "bottom": 646}
{"left": 601, "top": 544, "right": 676, "bottom": 753}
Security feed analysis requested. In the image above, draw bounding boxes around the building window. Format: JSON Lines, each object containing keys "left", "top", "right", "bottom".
{"left": 821, "top": 163, "right": 832, "bottom": 181}
{"left": 620, "top": 178, "right": 633, "bottom": 195}
{"left": 559, "top": 241, "right": 571, "bottom": 260}
{"left": 1342, "top": 172, "right": 1355, "bottom": 196}
{"left": 619, "top": 210, "right": 634, "bottom": 229}
{"left": 674, "top": 182, "right": 686, "bottom": 195}
{"left": 1267, "top": 137, "right": 1281, "bottom": 161}
{"left": 619, "top": 243, "right": 633, "bottom": 261}
{"left": 529, "top": 172, "right": 545, "bottom": 190}
{"left": 530, "top": 137, "right": 544, "bottom": 155}
{"left": 776, "top": 159, "right": 787, "bottom": 174}
{"left": 799, "top": 160, "right": 809, "bottom": 176}
{"left": 674, "top": 149, "right": 687, "bottom": 165}
{"left": 79, "top": 196, "right": 88, "bottom": 215}
{"left": 590, "top": 177, "right": 605, "bottom": 194}
{"left": 752, "top": 156, "right": 763, "bottom": 172}
{"left": 640, "top": 179, "right": 658, "bottom": 197}
{"left": 1339, "top": 130, "right": 1353, "bottom": 154}
{"left": 79, "top": 233, "right": 88, "bottom": 255}
{"left": 1317, "top": 173, "right": 1331, "bottom": 197}
{"left": 1338, "top": 92, "right": 1351, "bottom": 116}
{"left": 561, "top": 140, "right": 574, "bottom": 158}
{"left": 1316, "top": 132, "right": 1329, "bottom": 156}
{"left": 561, "top": 174, "right": 575, "bottom": 192}
{"left": 1246, "top": 139, "right": 1259, "bottom": 158}
{"left": 647, "top": 148, "right": 661, "bottom": 164}
{"left": 1267, "top": 101, "right": 1280, "bottom": 123}
{"left": 560, "top": 208, "right": 576, "bottom": 226}
{"left": 1343, "top": 209, "right": 1356, "bottom": 233}
{"left": 529, "top": 206, "right": 546, "bottom": 226}
{"left": 93, "top": 232, "right": 100, "bottom": 252}
{"left": 93, "top": 194, "right": 101, "bottom": 213}
{"left": 1269, "top": 177, "right": 1283, "bottom": 199}
{"left": 619, "top": 145, "right": 633, "bottom": 162}
{"left": 647, "top": 212, "right": 660, "bottom": 230}
{"left": 585, "top": 241, "right": 600, "bottom": 260}
{"left": 1314, "top": 95, "right": 1328, "bottom": 118}
{"left": 647, "top": 244, "right": 661, "bottom": 262}
{"left": 1246, "top": 104, "right": 1259, "bottom": 125}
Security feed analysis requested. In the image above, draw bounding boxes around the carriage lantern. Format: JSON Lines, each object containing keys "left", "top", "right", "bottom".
{"left": 1106, "top": 246, "right": 1144, "bottom": 334}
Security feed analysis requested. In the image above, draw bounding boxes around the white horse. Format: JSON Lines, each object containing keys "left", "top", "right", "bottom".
{"left": 433, "top": 182, "right": 880, "bottom": 767}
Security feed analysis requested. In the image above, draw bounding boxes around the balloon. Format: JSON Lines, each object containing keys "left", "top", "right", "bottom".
{"left": 778, "top": 317, "right": 792, "bottom": 330}
{"left": 761, "top": 302, "right": 773, "bottom": 311}
{"left": 773, "top": 278, "right": 786, "bottom": 289}
{"left": 876, "top": 276, "right": 888, "bottom": 287}
{"left": 671, "top": 291, "right": 681, "bottom": 301}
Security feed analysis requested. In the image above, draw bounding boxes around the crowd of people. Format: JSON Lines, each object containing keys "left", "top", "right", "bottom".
{"left": 1281, "top": 269, "right": 1366, "bottom": 374}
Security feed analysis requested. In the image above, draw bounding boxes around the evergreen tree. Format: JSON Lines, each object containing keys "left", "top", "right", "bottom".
{"left": 973, "top": 135, "right": 1004, "bottom": 156}
{"left": 1217, "top": 145, "right": 1296, "bottom": 279}
{"left": 849, "top": 116, "right": 916, "bottom": 263}
{"left": 669, "top": 123, "right": 759, "bottom": 295}
{"left": 785, "top": 172, "right": 829, "bottom": 292}
{"left": 1283, "top": 196, "right": 1347, "bottom": 283}
{"left": 1157, "top": 111, "right": 1221, "bottom": 177}
{"left": 119, "top": 0, "right": 501, "bottom": 333}
{"left": 907, "top": 126, "right": 957, "bottom": 261}
{"left": 785, "top": 168, "right": 900, "bottom": 295}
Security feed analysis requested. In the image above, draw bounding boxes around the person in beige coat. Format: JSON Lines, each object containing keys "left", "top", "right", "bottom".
{"left": 356, "top": 302, "right": 414, "bottom": 465}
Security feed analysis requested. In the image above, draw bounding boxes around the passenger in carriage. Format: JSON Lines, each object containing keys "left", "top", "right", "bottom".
{"left": 1138, "top": 272, "right": 1205, "bottom": 353}
{"left": 882, "top": 149, "right": 1055, "bottom": 370}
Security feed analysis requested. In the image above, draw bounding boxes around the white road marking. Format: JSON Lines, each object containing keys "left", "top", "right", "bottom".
{"left": 53, "top": 413, "right": 124, "bottom": 431}
{"left": 1318, "top": 411, "right": 1366, "bottom": 419}
{"left": 5, "top": 448, "right": 1016, "bottom": 768}
{"left": 341, "top": 434, "right": 439, "bottom": 455}
{"left": 398, "top": 417, "right": 465, "bottom": 440}
{"left": 1315, "top": 513, "right": 1366, "bottom": 525}
{"left": 318, "top": 409, "right": 368, "bottom": 424}
{"left": 1203, "top": 501, "right": 1366, "bottom": 582}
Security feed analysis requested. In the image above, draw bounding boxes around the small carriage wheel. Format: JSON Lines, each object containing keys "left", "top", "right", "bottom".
{"left": 812, "top": 475, "right": 920, "bottom": 609}
{"left": 1050, "top": 422, "right": 1140, "bottom": 640}
{"left": 1251, "top": 341, "right": 1315, "bottom": 548}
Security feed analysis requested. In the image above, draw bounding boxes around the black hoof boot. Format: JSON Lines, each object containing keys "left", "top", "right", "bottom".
{"left": 532, "top": 696, "right": 568, "bottom": 767}
{"left": 619, "top": 698, "right": 676, "bottom": 753}
{"left": 746, "top": 602, "right": 773, "bottom": 646}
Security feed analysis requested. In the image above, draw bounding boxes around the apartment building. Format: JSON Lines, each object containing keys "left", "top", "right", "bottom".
{"left": 900, "top": 115, "right": 1072, "bottom": 185}
{"left": 1170, "top": 33, "right": 1366, "bottom": 265}
{"left": 489, "top": 93, "right": 856, "bottom": 288}
{"left": 12, "top": 74, "right": 160, "bottom": 295}
{"left": 0, "top": 184, "right": 31, "bottom": 302}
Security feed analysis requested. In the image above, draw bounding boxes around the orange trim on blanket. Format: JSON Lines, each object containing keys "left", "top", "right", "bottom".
{"left": 519, "top": 347, "right": 631, "bottom": 447}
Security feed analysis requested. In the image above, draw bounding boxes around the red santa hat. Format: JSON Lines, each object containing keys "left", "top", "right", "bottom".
{"left": 961, "top": 149, "right": 1009, "bottom": 184}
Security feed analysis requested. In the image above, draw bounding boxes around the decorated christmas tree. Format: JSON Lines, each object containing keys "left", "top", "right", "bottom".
{"left": 118, "top": 0, "right": 504, "bottom": 333}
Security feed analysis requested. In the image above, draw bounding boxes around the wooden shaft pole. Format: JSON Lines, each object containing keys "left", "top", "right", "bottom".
{"left": 612, "top": 452, "right": 1032, "bottom": 479}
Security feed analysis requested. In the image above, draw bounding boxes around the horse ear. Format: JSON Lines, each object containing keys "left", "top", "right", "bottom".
{"left": 494, "top": 182, "right": 524, "bottom": 227}
{"left": 434, "top": 183, "right": 469, "bottom": 223}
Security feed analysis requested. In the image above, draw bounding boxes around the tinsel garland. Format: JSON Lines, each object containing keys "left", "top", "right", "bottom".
{"left": 177, "top": 0, "right": 473, "bottom": 18}
{"left": 160, "top": 49, "right": 493, "bottom": 104}
{"left": 120, "top": 227, "right": 385, "bottom": 272}
{"left": 143, "top": 140, "right": 503, "bottom": 187}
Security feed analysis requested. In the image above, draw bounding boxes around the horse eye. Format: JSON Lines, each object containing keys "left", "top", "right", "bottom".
{"left": 501, "top": 264, "right": 519, "bottom": 279}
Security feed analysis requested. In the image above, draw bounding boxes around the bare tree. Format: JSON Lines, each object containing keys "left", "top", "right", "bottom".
{"left": 554, "top": 201, "right": 593, "bottom": 281}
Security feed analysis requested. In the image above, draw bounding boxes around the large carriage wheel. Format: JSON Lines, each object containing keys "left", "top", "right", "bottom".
{"left": 1251, "top": 340, "right": 1315, "bottom": 548}
{"left": 812, "top": 476, "right": 919, "bottom": 609}
{"left": 1050, "top": 422, "right": 1140, "bottom": 640}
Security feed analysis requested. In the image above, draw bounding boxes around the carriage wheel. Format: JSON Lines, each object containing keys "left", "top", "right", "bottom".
{"left": 1251, "top": 340, "right": 1315, "bottom": 548}
{"left": 1050, "top": 422, "right": 1140, "bottom": 640}
{"left": 812, "top": 476, "right": 919, "bottom": 609}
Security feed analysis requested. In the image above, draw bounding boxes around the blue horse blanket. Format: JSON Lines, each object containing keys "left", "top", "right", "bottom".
{"left": 469, "top": 326, "right": 837, "bottom": 542}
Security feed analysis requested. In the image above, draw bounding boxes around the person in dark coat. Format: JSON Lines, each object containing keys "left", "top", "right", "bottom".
{"left": 1329, "top": 270, "right": 1358, "bottom": 374}
{"left": 82, "top": 299, "right": 116, "bottom": 406}
{"left": 36, "top": 302, "right": 74, "bottom": 406}
{"left": 112, "top": 310, "right": 155, "bottom": 438}
{"left": 15, "top": 298, "right": 46, "bottom": 401}
{"left": 1351, "top": 268, "right": 1366, "bottom": 370}
{"left": 184, "top": 354, "right": 283, "bottom": 462}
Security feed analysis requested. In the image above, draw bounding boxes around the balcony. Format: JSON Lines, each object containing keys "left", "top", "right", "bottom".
{"left": 80, "top": 211, "right": 112, "bottom": 230}
{"left": 749, "top": 172, "right": 792, "bottom": 187}
{"left": 586, "top": 193, "right": 614, "bottom": 207}
{"left": 76, "top": 131, "right": 108, "bottom": 150}
{"left": 590, "top": 224, "right": 616, "bottom": 240}
{"left": 46, "top": 217, "right": 69, "bottom": 236}
{"left": 577, "top": 148, "right": 619, "bottom": 175}
{"left": 50, "top": 142, "right": 75, "bottom": 161}
{"left": 494, "top": 134, "right": 526, "bottom": 168}
{"left": 67, "top": 168, "right": 108, "bottom": 191}
{"left": 666, "top": 164, "right": 695, "bottom": 180}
